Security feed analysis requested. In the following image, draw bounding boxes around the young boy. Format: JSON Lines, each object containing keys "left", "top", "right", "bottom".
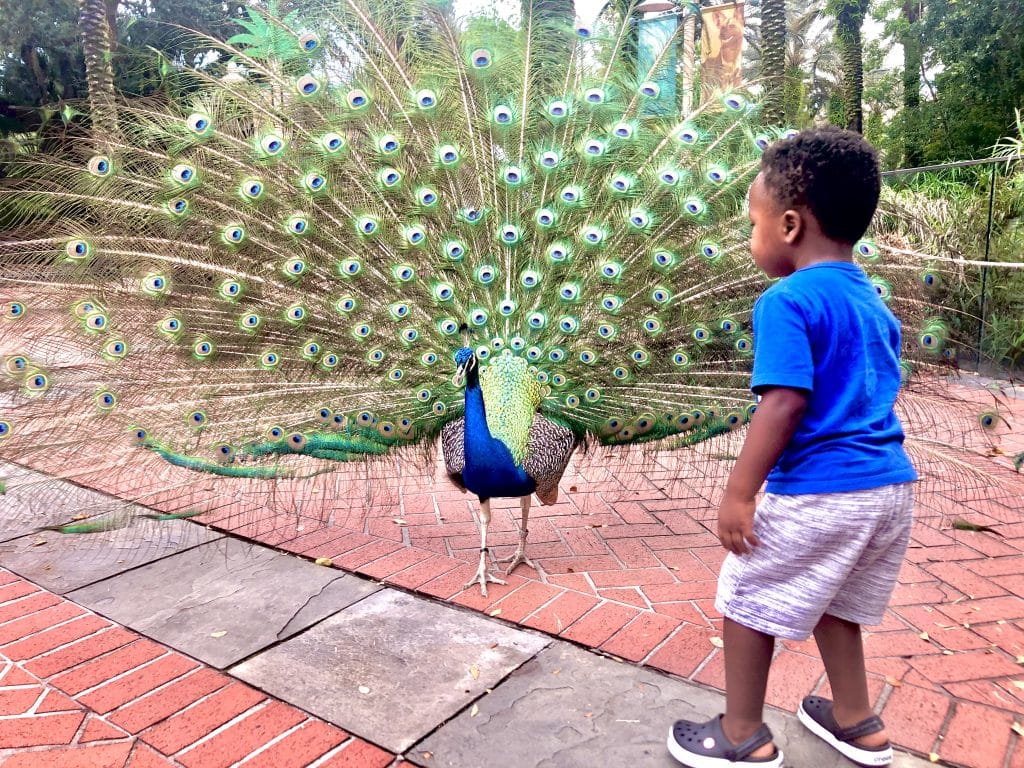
{"left": 667, "top": 127, "right": 917, "bottom": 768}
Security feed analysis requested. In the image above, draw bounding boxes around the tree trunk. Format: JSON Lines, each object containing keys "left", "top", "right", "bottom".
{"left": 761, "top": 0, "right": 787, "bottom": 126}
{"left": 79, "top": 0, "right": 118, "bottom": 138}
{"left": 834, "top": 0, "right": 870, "bottom": 133}
{"left": 521, "top": 0, "right": 576, "bottom": 88}
{"left": 901, "top": 0, "right": 922, "bottom": 165}
{"left": 20, "top": 44, "right": 49, "bottom": 107}
{"left": 681, "top": 11, "right": 697, "bottom": 114}
{"left": 523, "top": 0, "right": 574, "bottom": 23}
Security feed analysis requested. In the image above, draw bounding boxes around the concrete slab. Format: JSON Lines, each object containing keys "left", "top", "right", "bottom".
{"left": 412, "top": 642, "right": 933, "bottom": 768}
{"left": 0, "top": 517, "right": 220, "bottom": 594}
{"left": 0, "top": 461, "right": 132, "bottom": 543}
{"left": 69, "top": 538, "right": 379, "bottom": 668}
{"left": 231, "top": 589, "right": 550, "bottom": 753}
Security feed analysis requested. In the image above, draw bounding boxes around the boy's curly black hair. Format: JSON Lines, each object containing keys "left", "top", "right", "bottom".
{"left": 760, "top": 126, "right": 881, "bottom": 244}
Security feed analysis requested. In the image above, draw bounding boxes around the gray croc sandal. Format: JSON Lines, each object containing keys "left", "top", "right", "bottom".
{"left": 797, "top": 696, "right": 893, "bottom": 767}
{"left": 667, "top": 714, "right": 783, "bottom": 768}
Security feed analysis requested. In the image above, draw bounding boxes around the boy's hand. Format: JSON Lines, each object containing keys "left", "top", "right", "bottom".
{"left": 717, "top": 492, "right": 758, "bottom": 554}
{"left": 715, "top": 386, "right": 807, "bottom": 555}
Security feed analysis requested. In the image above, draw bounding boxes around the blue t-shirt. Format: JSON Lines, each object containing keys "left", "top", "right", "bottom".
{"left": 751, "top": 261, "right": 918, "bottom": 494}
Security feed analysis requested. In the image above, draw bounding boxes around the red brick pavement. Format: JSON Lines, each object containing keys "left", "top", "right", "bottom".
{"left": 3, "top": 381, "right": 1024, "bottom": 767}
{"left": 0, "top": 569, "right": 393, "bottom": 768}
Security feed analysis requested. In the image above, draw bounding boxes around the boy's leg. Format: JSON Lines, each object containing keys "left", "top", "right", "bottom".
{"left": 812, "top": 613, "right": 888, "bottom": 748}
{"left": 722, "top": 618, "right": 777, "bottom": 757}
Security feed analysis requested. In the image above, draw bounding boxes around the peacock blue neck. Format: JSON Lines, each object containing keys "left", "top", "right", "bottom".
{"left": 461, "top": 360, "right": 493, "bottom": 460}
{"left": 460, "top": 356, "right": 535, "bottom": 501}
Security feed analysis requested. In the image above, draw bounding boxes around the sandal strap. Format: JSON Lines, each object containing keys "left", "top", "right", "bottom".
{"left": 835, "top": 714, "right": 886, "bottom": 743}
{"left": 728, "top": 724, "right": 775, "bottom": 761}
{"left": 711, "top": 716, "right": 776, "bottom": 761}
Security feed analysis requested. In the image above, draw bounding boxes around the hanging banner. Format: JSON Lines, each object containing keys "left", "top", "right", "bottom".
{"left": 701, "top": 1, "right": 744, "bottom": 98}
{"left": 637, "top": 14, "right": 679, "bottom": 117}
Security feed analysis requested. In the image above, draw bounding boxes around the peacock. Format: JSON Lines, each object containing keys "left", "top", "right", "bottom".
{"left": 0, "top": 0, "right": 1018, "bottom": 595}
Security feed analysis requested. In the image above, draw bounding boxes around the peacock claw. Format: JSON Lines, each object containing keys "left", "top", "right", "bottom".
{"left": 464, "top": 566, "right": 505, "bottom": 597}
{"left": 498, "top": 549, "right": 537, "bottom": 575}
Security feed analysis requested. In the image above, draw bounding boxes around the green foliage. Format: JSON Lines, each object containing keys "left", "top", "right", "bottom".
{"left": 0, "top": 0, "right": 87, "bottom": 126}
{"left": 915, "top": 0, "right": 1023, "bottom": 162}
{"left": 882, "top": 155, "right": 1024, "bottom": 369}
{"left": 226, "top": 0, "right": 308, "bottom": 63}
{"left": 0, "top": 0, "right": 246, "bottom": 134}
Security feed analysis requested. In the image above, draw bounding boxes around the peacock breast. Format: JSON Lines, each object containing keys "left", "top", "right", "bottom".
{"left": 478, "top": 352, "right": 542, "bottom": 467}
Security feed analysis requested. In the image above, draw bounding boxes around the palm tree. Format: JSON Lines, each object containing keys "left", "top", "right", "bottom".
{"left": 900, "top": 0, "right": 923, "bottom": 165}
{"left": 79, "top": 0, "right": 118, "bottom": 137}
{"left": 828, "top": 0, "right": 871, "bottom": 132}
{"left": 746, "top": 1, "right": 841, "bottom": 126}
{"left": 760, "top": 0, "right": 787, "bottom": 125}
{"left": 525, "top": 0, "right": 575, "bottom": 23}
{"left": 597, "top": 0, "right": 639, "bottom": 77}
{"left": 522, "top": 0, "right": 576, "bottom": 89}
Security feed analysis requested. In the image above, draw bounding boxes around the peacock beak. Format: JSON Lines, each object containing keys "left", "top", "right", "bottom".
{"left": 453, "top": 355, "right": 476, "bottom": 387}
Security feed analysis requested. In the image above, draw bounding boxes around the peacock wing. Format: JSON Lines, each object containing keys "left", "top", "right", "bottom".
{"left": 440, "top": 416, "right": 466, "bottom": 489}
{"left": 522, "top": 415, "right": 579, "bottom": 505}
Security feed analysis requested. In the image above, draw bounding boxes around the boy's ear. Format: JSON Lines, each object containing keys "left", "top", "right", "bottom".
{"left": 781, "top": 209, "right": 803, "bottom": 244}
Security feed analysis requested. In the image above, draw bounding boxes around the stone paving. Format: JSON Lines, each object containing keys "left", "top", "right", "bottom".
{"left": 1, "top": 375, "right": 1023, "bottom": 767}
{"left": 0, "top": 530, "right": 932, "bottom": 768}
{"left": 0, "top": 568, "right": 393, "bottom": 768}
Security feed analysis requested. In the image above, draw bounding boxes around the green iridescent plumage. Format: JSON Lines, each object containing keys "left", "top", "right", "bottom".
{"left": 0, "top": 0, "right": 1012, "bottom": 518}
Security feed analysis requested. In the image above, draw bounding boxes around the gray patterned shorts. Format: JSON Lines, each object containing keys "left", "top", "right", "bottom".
{"left": 715, "top": 483, "right": 914, "bottom": 640}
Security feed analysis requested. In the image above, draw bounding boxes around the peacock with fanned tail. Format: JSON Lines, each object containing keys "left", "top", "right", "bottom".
{"left": 1, "top": 1, "right": 1018, "bottom": 594}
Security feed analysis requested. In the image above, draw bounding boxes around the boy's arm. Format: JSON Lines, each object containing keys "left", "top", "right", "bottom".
{"left": 718, "top": 386, "right": 808, "bottom": 555}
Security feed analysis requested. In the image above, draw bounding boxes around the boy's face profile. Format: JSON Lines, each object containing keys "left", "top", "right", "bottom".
{"left": 747, "top": 173, "right": 799, "bottom": 279}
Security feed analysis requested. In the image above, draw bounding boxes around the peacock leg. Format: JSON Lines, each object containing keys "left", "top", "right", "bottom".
{"left": 498, "top": 495, "right": 537, "bottom": 575}
{"left": 464, "top": 498, "right": 506, "bottom": 597}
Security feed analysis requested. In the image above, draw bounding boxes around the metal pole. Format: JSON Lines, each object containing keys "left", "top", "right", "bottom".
{"left": 976, "top": 162, "right": 997, "bottom": 370}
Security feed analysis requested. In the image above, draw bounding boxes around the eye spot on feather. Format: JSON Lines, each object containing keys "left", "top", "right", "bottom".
{"left": 88, "top": 155, "right": 113, "bottom": 176}
{"left": 470, "top": 48, "right": 492, "bottom": 69}
{"left": 347, "top": 89, "right": 369, "bottom": 109}
{"left": 639, "top": 81, "right": 660, "bottom": 98}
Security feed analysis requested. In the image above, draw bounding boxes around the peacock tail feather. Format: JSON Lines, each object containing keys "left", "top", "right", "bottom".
{"left": 0, "top": 0, "right": 1017, "bottom": 508}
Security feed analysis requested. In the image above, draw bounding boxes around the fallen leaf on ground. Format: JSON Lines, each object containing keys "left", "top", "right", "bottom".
{"left": 885, "top": 676, "right": 902, "bottom": 687}
{"left": 210, "top": 630, "right": 227, "bottom": 638}
{"left": 1012, "top": 722, "right": 1024, "bottom": 738}
{"left": 929, "top": 753, "right": 939, "bottom": 763}
{"left": 470, "top": 704, "right": 479, "bottom": 717}
{"left": 919, "top": 631, "right": 929, "bottom": 641}
{"left": 421, "top": 753, "right": 433, "bottom": 760}
{"left": 314, "top": 557, "right": 333, "bottom": 567}
{"left": 358, "top": 685, "right": 370, "bottom": 694}
{"left": 470, "top": 664, "right": 480, "bottom": 680}
{"left": 710, "top": 636, "right": 724, "bottom": 648}
{"left": 489, "top": 608, "right": 502, "bottom": 617}
{"left": 393, "top": 518, "right": 407, "bottom": 525}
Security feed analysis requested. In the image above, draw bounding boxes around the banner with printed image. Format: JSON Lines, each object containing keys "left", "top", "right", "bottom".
{"left": 701, "top": 2, "right": 744, "bottom": 98}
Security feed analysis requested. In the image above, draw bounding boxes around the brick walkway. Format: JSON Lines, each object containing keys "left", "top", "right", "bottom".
{"left": 3, "top": 378, "right": 1023, "bottom": 768}
{"left": 0, "top": 569, "right": 393, "bottom": 767}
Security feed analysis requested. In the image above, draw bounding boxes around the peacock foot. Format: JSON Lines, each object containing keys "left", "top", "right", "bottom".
{"left": 464, "top": 561, "right": 506, "bottom": 597}
{"left": 497, "top": 548, "right": 538, "bottom": 575}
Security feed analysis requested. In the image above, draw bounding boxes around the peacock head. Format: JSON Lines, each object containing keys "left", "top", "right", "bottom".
{"left": 453, "top": 346, "right": 477, "bottom": 387}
